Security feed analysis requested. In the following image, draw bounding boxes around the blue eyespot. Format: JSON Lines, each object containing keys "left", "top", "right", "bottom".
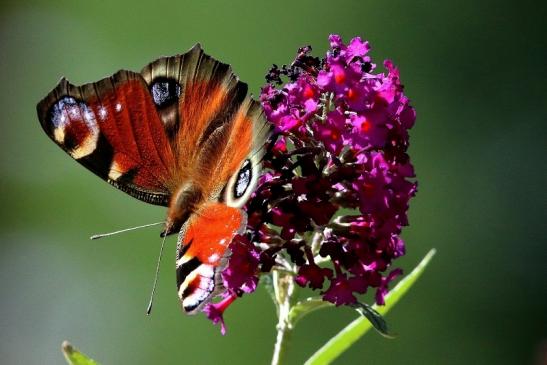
{"left": 150, "top": 78, "right": 181, "bottom": 108}
{"left": 234, "top": 159, "right": 252, "bottom": 199}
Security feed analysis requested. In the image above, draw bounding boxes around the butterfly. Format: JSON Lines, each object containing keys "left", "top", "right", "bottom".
{"left": 36, "top": 44, "right": 271, "bottom": 314}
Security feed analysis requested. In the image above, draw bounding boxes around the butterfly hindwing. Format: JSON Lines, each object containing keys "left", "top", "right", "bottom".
{"left": 176, "top": 203, "right": 247, "bottom": 313}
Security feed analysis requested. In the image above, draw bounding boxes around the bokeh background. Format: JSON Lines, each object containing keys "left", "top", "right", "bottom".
{"left": 1, "top": 0, "right": 545, "bottom": 364}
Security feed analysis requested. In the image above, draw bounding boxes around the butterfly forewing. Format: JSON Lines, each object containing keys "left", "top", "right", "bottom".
{"left": 36, "top": 72, "right": 175, "bottom": 205}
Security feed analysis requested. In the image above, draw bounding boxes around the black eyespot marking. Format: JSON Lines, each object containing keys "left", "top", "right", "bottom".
{"left": 150, "top": 77, "right": 181, "bottom": 108}
{"left": 234, "top": 159, "right": 252, "bottom": 199}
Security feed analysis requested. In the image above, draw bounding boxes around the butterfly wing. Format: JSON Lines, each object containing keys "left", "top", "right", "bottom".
{"left": 36, "top": 72, "right": 176, "bottom": 205}
{"left": 175, "top": 202, "right": 246, "bottom": 313}
{"left": 140, "top": 44, "right": 270, "bottom": 196}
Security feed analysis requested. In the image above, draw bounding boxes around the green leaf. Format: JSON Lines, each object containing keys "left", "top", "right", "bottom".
{"left": 62, "top": 341, "right": 100, "bottom": 365}
{"left": 288, "top": 297, "right": 334, "bottom": 328}
{"left": 351, "top": 302, "right": 392, "bottom": 339}
{"left": 304, "top": 248, "right": 436, "bottom": 365}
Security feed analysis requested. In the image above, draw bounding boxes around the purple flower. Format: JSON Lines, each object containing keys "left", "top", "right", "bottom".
{"left": 349, "top": 112, "right": 389, "bottom": 149}
{"left": 375, "top": 268, "right": 403, "bottom": 305}
{"left": 312, "top": 110, "right": 347, "bottom": 154}
{"left": 347, "top": 37, "right": 371, "bottom": 59}
{"left": 317, "top": 64, "right": 362, "bottom": 96}
{"left": 295, "top": 263, "right": 333, "bottom": 290}
{"left": 254, "top": 34, "right": 416, "bottom": 307}
{"left": 222, "top": 235, "right": 260, "bottom": 294}
{"left": 322, "top": 273, "right": 367, "bottom": 306}
{"left": 203, "top": 294, "right": 237, "bottom": 335}
{"left": 352, "top": 152, "right": 392, "bottom": 215}
{"left": 201, "top": 34, "right": 417, "bottom": 332}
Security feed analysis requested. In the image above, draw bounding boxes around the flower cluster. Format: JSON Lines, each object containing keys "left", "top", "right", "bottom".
{"left": 203, "top": 34, "right": 417, "bottom": 332}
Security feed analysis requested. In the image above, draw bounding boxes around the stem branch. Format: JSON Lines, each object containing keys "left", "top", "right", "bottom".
{"left": 271, "top": 317, "right": 291, "bottom": 365}
{"left": 271, "top": 270, "right": 296, "bottom": 365}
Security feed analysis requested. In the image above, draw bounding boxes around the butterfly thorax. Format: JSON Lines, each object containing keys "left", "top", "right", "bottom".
{"left": 163, "top": 182, "right": 203, "bottom": 237}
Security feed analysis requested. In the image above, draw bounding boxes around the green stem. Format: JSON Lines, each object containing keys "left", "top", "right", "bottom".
{"left": 271, "top": 316, "right": 291, "bottom": 365}
{"left": 271, "top": 270, "right": 296, "bottom": 365}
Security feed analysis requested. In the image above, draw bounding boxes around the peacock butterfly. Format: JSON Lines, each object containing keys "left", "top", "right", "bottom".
{"left": 36, "top": 44, "right": 271, "bottom": 314}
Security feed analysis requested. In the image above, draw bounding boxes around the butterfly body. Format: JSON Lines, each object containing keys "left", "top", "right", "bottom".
{"left": 37, "top": 44, "right": 270, "bottom": 313}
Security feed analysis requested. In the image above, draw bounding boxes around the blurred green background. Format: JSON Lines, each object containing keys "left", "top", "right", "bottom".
{"left": 1, "top": 0, "right": 545, "bottom": 364}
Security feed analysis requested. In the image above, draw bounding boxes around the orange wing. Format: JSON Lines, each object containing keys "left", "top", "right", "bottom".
{"left": 175, "top": 203, "right": 246, "bottom": 313}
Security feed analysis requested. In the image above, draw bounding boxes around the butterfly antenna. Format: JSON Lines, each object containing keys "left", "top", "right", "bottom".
{"left": 146, "top": 232, "right": 168, "bottom": 315}
{"left": 90, "top": 222, "right": 165, "bottom": 240}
